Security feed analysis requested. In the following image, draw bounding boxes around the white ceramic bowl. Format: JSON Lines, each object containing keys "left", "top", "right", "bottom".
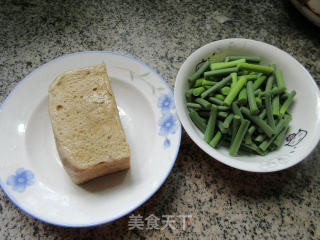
{"left": 174, "top": 38, "right": 320, "bottom": 172}
{"left": 291, "top": 0, "right": 320, "bottom": 27}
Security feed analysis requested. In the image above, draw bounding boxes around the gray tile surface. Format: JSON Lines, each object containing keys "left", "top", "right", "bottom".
{"left": 0, "top": 0, "right": 319, "bottom": 239}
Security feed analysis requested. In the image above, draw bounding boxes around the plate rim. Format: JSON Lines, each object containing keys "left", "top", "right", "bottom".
{"left": 0, "top": 50, "right": 182, "bottom": 227}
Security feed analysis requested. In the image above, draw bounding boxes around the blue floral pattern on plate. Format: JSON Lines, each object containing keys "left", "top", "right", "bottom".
{"left": 157, "top": 93, "right": 178, "bottom": 148}
{"left": 116, "top": 66, "right": 179, "bottom": 149}
{"left": 6, "top": 168, "right": 35, "bottom": 193}
{"left": 157, "top": 94, "right": 175, "bottom": 113}
{"left": 158, "top": 112, "right": 178, "bottom": 136}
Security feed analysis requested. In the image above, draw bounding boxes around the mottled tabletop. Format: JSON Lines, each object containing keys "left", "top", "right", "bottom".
{"left": 1, "top": 0, "right": 320, "bottom": 239}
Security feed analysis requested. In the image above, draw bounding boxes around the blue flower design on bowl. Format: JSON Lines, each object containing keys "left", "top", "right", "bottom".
{"left": 6, "top": 168, "right": 35, "bottom": 193}
{"left": 157, "top": 94, "right": 175, "bottom": 113}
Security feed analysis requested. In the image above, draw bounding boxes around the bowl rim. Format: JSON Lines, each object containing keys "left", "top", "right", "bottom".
{"left": 174, "top": 38, "right": 320, "bottom": 172}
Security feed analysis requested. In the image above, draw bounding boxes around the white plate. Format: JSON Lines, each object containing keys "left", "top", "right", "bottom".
{"left": 0, "top": 51, "right": 181, "bottom": 227}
